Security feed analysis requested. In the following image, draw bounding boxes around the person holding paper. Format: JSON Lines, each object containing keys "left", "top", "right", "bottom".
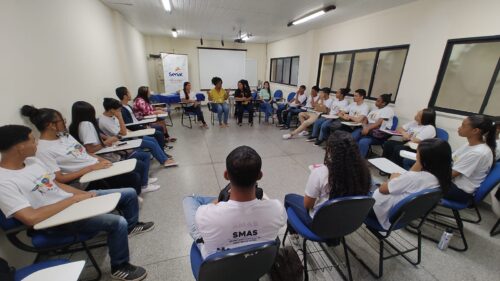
{"left": 234, "top": 79, "right": 254, "bottom": 126}
{"left": 207, "top": 77, "right": 230, "bottom": 128}
{"left": 0, "top": 125, "right": 154, "bottom": 281}
{"left": 180, "top": 81, "right": 208, "bottom": 128}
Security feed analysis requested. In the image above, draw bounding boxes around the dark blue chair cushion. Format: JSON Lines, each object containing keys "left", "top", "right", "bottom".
{"left": 31, "top": 231, "right": 99, "bottom": 248}
{"left": 0, "top": 212, "right": 23, "bottom": 232}
{"left": 388, "top": 188, "right": 441, "bottom": 230}
{"left": 190, "top": 242, "right": 203, "bottom": 280}
{"left": 473, "top": 163, "right": 500, "bottom": 203}
{"left": 439, "top": 198, "right": 469, "bottom": 210}
{"left": 15, "top": 259, "right": 69, "bottom": 281}
{"left": 196, "top": 93, "right": 205, "bottom": 101}
{"left": 364, "top": 213, "right": 386, "bottom": 232}
{"left": 436, "top": 128, "right": 449, "bottom": 141}
{"left": 286, "top": 208, "right": 324, "bottom": 242}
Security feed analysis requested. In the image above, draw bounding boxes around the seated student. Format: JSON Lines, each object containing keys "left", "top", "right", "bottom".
{"left": 234, "top": 79, "right": 254, "bottom": 126}
{"left": 307, "top": 88, "right": 349, "bottom": 143}
{"left": 0, "top": 125, "right": 154, "bottom": 281}
{"left": 372, "top": 138, "right": 452, "bottom": 230}
{"left": 115, "top": 86, "right": 168, "bottom": 149}
{"left": 277, "top": 85, "right": 308, "bottom": 128}
{"left": 314, "top": 89, "right": 369, "bottom": 146}
{"left": 284, "top": 131, "right": 371, "bottom": 227}
{"left": 283, "top": 87, "right": 332, "bottom": 140}
{"left": 180, "top": 81, "right": 208, "bottom": 128}
{"left": 98, "top": 98, "right": 178, "bottom": 168}
{"left": 352, "top": 93, "right": 395, "bottom": 158}
{"left": 20, "top": 105, "right": 150, "bottom": 195}
{"left": 182, "top": 146, "right": 286, "bottom": 259}
{"left": 133, "top": 86, "right": 177, "bottom": 142}
{"left": 258, "top": 81, "right": 273, "bottom": 123}
{"left": 69, "top": 101, "right": 155, "bottom": 194}
{"left": 382, "top": 108, "right": 436, "bottom": 166}
{"left": 445, "top": 115, "right": 496, "bottom": 204}
{"left": 207, "top": 77, "right": 230, "bottom": 128}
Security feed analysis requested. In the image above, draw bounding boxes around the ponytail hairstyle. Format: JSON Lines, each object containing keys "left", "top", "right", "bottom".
{"left": 183, "top": 81, "right": 191, "bottom": 100}
{"left": 69, "top": 101, "right": 104, "bottom": 145}
{"left": 418, "top": 138, "right": 452, "bottom": 194}
{"left": 324, "top": 130, "right": 371, "bottom": 199}
{"left": 468, "top": 115, "right": 497, "bottom": 161}
{"left": 420, "top": 108, "right": 436, "bottom": 127}
{"left": 379, "top": 93, "right": 392, "bottom": 107}
{"left": 20, "top": 105, "right": 62, "bottom": 132}
{"left": 135, "top": 86, "right": 150, "bottom": 104}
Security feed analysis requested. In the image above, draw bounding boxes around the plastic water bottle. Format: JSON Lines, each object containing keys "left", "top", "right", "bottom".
{"left": 438, "top": 228, "right": 453, "bottom": 250}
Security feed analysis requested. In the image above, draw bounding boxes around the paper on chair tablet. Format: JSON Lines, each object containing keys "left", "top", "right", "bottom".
{"left": 23, "top": 260, "right": 85, "bottom": 281}
{"left": 95, "top": 139, "right": 142, "bottom": 155}
{"left": 400, "top": 150, "right": 417, "bottom": 161}
{"left": 80, "top": 159, "right": 137, "bottom": 183}
{"left": 341, "top": 121, "right": 362, "bottom": 127}
{"left": 34, "top": 193, "right": 121, "bottom": 230}
{"left": 380, "top": 128, "right": 402, "bottom": 136}
{"left": 144, "top": 113, "right": 168, "bottom": 119}
{"left": 406, "top": 142, "right": 418, "bottom": 150}
{"left": 322, "top": 114, "right": 339, "bottom": 119}
{"left": 125, "top": 118, "right": 157, "bottom": 126}
{"left": 368, "top": 158, "right": 407, "bottom": 174}
{"left": 121, "top": 128, "right": 155, "bottom": 139}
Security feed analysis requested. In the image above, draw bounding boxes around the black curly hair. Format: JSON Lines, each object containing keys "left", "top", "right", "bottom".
{"left": 324, "top": 130, "right": 371, "bottom": 199}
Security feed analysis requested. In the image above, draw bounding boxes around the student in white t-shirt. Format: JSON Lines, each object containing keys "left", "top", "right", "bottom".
{"left": 283, "top": 87, "right": 333, "bottom": 140}
{"left": 372, "top": 138, "right": 452, "bottom": 229}
{"left": 352, "top": 93, "right": 395, "bottom": 158}
{"left": 0, "top": 125, "right": 154, "bottom": 281}
{"left": 20, "top": 105, "right": 154, "bottom": 195}
{"left": 182, "top": 146, "right": 286, "bottom": 259}
{"left": 444, "top": 115, "right": 496, "bottom": 204}
{"left": 99, "top": 98, "right": 178, "bottom": 168}
{"left": 284, "top": 131, "right": 371, "bottom": 227}
{"left": 382, "top": 108, "right": 436, "bottom": 167}
{"left": 278, "top": 85, "right": 308, "bottom": 128}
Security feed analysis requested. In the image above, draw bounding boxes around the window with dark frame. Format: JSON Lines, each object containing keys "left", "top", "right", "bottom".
{"left": 316, "top": 45, "right": 409, "bottom": 103}
{"left": 270, "top": 56, "right": 300, "bottom": 86}
{"left": 429, "top": 35, "right": 500, "bottom": 116}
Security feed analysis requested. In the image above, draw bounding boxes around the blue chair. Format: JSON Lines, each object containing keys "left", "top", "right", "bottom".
{"left": 180, "top": 103, "right": 198, "bottom": 128}
{"left": 351, "top": 188, "right": 442, "bottom": 278}
{"left": 273, "top": 89, "right": 283, "bottom": 103}
{"left": 190, "top": 239, "right": 279, "bottom": 281}
{"left": 428, "top": 163, "right": 500, "bottom": 251}
{"left": 283, "top": 196, "right": 375, "bottom": 281}
{"left": 0, "top": 211, "right": 104, "bottom": 281}
{"left": 436, "top": 128, "right": 449, "bottom": 141}
{"left": 14, "top": 259, "right": 71, "bottom": 281}
{"left": 196, "top": 93, "right": 205, "bottom": 101}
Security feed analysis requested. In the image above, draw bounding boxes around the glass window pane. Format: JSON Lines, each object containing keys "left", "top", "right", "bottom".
{"left": 291, "top": 57, "right": 299, "bottom": 85}
{"left": 484, "top": 71, "right": 500, "bottom": 115}
{"left": 331, "top": 53, "right": 352, "bottom": 90}
{"left": 270, "top": 59, "right": 277, "bottom": 82}
{"left": 435, "top": 42, "right": 500, "bottom": 113}
{"left": 276, "top": 59, "right": 283, "bottom": 83}
{"left": 319, "top": 55, "right": 334, "bottom": 88}
{"left": 350, "top": 51, "right": 376, "bottom": 93}
{"left": 371, "top": 49, "right": 408, "bottom": 101}
{"left": 283, "top": 58, "right": 291, "bottom": 84}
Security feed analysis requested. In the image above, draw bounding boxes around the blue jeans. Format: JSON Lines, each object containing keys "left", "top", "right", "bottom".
{"left": 284, "top": 194, "right": 312, "bottom": 227}
{"left": 312, "top": 118, "right": 331, "bottom": 140}
{"left": 182, "top": 195, "right": 217, "bottom": 241}
{"left": 285, "top": 108, "right": 305, "bottom": 127}
{"left": 128, "top": 150, "right": 150, "bottom": 187}
{"left": 211, "top": 103, "right": 229, "bottom": 125}
{"left": 50, "top": 188, "right": 139, "bottom": 267}
{"left": 140, "top": 135, "right": 168, "bottom": 164}
{"left": 352, "top": 129, "right": 385, "bottom": 158}
{"left": 260, "top": 102, "right": 273, "bottom": 122}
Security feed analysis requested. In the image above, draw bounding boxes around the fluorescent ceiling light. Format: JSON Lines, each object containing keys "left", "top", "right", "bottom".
{"left": 162, "top": 0, "right": 171, "bottom": 12}
{"left": 172, "top": 29, "right": 177, "bottom": 38}
{"left": 288, "top": 5, "right": 336, "bottom": 27}
{"left": 241, "top": 34, "right": 249, "bottom": 41}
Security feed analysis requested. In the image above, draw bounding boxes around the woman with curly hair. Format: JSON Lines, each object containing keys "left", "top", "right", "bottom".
{"left": 284, "top": 130, "right": 371, "bottom": 226}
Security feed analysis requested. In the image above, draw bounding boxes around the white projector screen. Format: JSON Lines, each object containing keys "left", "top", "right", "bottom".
{"left": 198, "top": 48, "right": 246, "bottom": 90}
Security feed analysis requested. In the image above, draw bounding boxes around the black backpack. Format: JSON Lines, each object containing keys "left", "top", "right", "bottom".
{"left": 269, "top": 246, "right": 303, "bottom": 281}
{"left": 0, "top": 258, "right": 15, "bottom": 281}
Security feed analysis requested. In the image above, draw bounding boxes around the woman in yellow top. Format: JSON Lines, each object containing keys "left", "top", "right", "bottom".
{"left": 207, "top": 77, "right": 230, "bottom": 128}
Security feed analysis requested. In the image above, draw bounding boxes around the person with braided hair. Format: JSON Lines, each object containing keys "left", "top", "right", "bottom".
{"left": 284, "top": 130, "right": 371, "bottom": 226}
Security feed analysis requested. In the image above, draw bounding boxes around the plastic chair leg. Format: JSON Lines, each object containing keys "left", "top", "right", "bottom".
{"left": 303, "top": 239, "right": 309, "bottom": 281}
{"left": 341, "top": 237, "right": 353, "bottom": 281}
{"left": 491, "top": 218, "right": 500, "bottom": 236}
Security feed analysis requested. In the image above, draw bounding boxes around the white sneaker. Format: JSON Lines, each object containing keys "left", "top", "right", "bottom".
{"left": 142, "top": 184, "right": 160, "bottom": 193}
{"left": 137, "top": 196, "right": 143, "bottom": 206}
{"left": 148, "top": 177, "right": 158, "bottom": 184}
{"left": 282, "top": 133, "right": 292, "bottom": 140}
{"left": 298, "top": 131, "right": 309, "bottom": 136}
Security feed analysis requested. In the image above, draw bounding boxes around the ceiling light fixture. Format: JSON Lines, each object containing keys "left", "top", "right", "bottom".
{"left": 171, "top": 28, "right": 178, "bottom": 38}
{"left": 200, "top": 37, "right": 203, "bottom": 45}
{"left": 161, "top": 0, "right": 171, "bottom": 12}
{"left": 241, "top": 33, "right": 249, "bottom": 41}
{"left": 287, "top": 5, "right": 336, "bottom": 26}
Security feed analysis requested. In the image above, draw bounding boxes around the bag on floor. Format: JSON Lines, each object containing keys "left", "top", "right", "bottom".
{"left": 269, "top": 246, "right": 303, "bottom": 281}
{"left": 218, "top": 183, "right": 263, "bottom": 202}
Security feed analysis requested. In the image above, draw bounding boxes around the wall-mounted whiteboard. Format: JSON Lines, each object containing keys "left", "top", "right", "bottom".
{"left": 245, "top": 59, "right": 258, "bottom": 87}
{"left": 198, "top": 48, "right": 246, "bottom": 89}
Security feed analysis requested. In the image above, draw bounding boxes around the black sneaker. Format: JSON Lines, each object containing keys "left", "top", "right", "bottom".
{"left": 306, "top": 136, "right": 316, "bottom": 142}
{"left": 313, "top": 140, "right": 323, "bottom": 146}
{"left": 128, "top": 222, "right": 155, "bottom": 236}
{"left": 111, "top": 262, "right": 147, "bottom": 281}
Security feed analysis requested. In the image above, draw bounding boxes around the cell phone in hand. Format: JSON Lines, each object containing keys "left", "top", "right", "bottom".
{"left": 116, "top": 142, "right": 127, "bottom": 146}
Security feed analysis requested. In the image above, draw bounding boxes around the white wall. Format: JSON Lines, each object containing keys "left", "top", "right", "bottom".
{"left": 143, "top": 36, "right": 267, "bottom": 93}
{"left": 0, "top": 0, "right": 148, "bottom": 266}
{"left": 267, "top": 0, "right": 500, "bottom": 149}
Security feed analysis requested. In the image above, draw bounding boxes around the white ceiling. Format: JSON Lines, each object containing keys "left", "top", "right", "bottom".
{"left": 102, "top": 0, "right": 416, "bottom": 43}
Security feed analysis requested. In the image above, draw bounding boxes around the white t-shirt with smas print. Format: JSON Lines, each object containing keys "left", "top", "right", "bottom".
{"left": 322, "top": 98, "right": 334, "bottom": 111}
{"left": 0, "top": 157, "right": 73, "bottom": 218}
{"left": 452, "top": 143, "right": 493, "bottom": 194}
{"left": 346, "top": 102, "right": 370, "bottom": 117}
{"left": 304, "top": 164, "right": 330, "bottom": 217}
{"left": 289, "top": 93, "right": 307, "bottom": 108}
{"left": 195, "top": 198, "right": 286, "bottom": 259}
{"left": 329, "top": 99, "right": 349, "bottom": 115}
{"left": 36, "top": 135, "right": 98, "bottom": 174}
{"left": 366, "top": 106, "right": 394, "bottom": 130}
{"left": 304, "top": 95, "right": 320, "bottom": 108}
{"left": 98, "top": 115, "right": 120, "bottom": 137}
{"left": 402, "top": 121, "right": 436, "bottom": 141}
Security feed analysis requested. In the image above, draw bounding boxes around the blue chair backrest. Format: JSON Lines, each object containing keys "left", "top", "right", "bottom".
{"left": 197, "top": 240, "right": 278, "bottom": 281}
{"left": 251, "top": 92, "right": 258, "bottom": 100}
{"left": 273, "top": 90, "right": 283, "bottom": 100}
{"left": 287, "top": 92, "right": 296, "bottom": 102}
{"left": 391, "top": 116, "right": 399, "bottom": 130}
{"left": 436, "top": 128, "right": 449, "bottom": 141}
{"left": 149, "top": 94, "right": 161, "bottom": 104}
{"left": 312, "top": 196, "right": 375, "bottom": 239}
{"left": 196, "top": 93, "right": 205, "bottom": 101}
{"left": 473, "top": 162, "right": 500, "bottom": 203}
{"left": 388, "top": 188, "right": 442, "bottom": 231}
{"left": 0, "top": 210, "right": 23, "bottom": 232}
